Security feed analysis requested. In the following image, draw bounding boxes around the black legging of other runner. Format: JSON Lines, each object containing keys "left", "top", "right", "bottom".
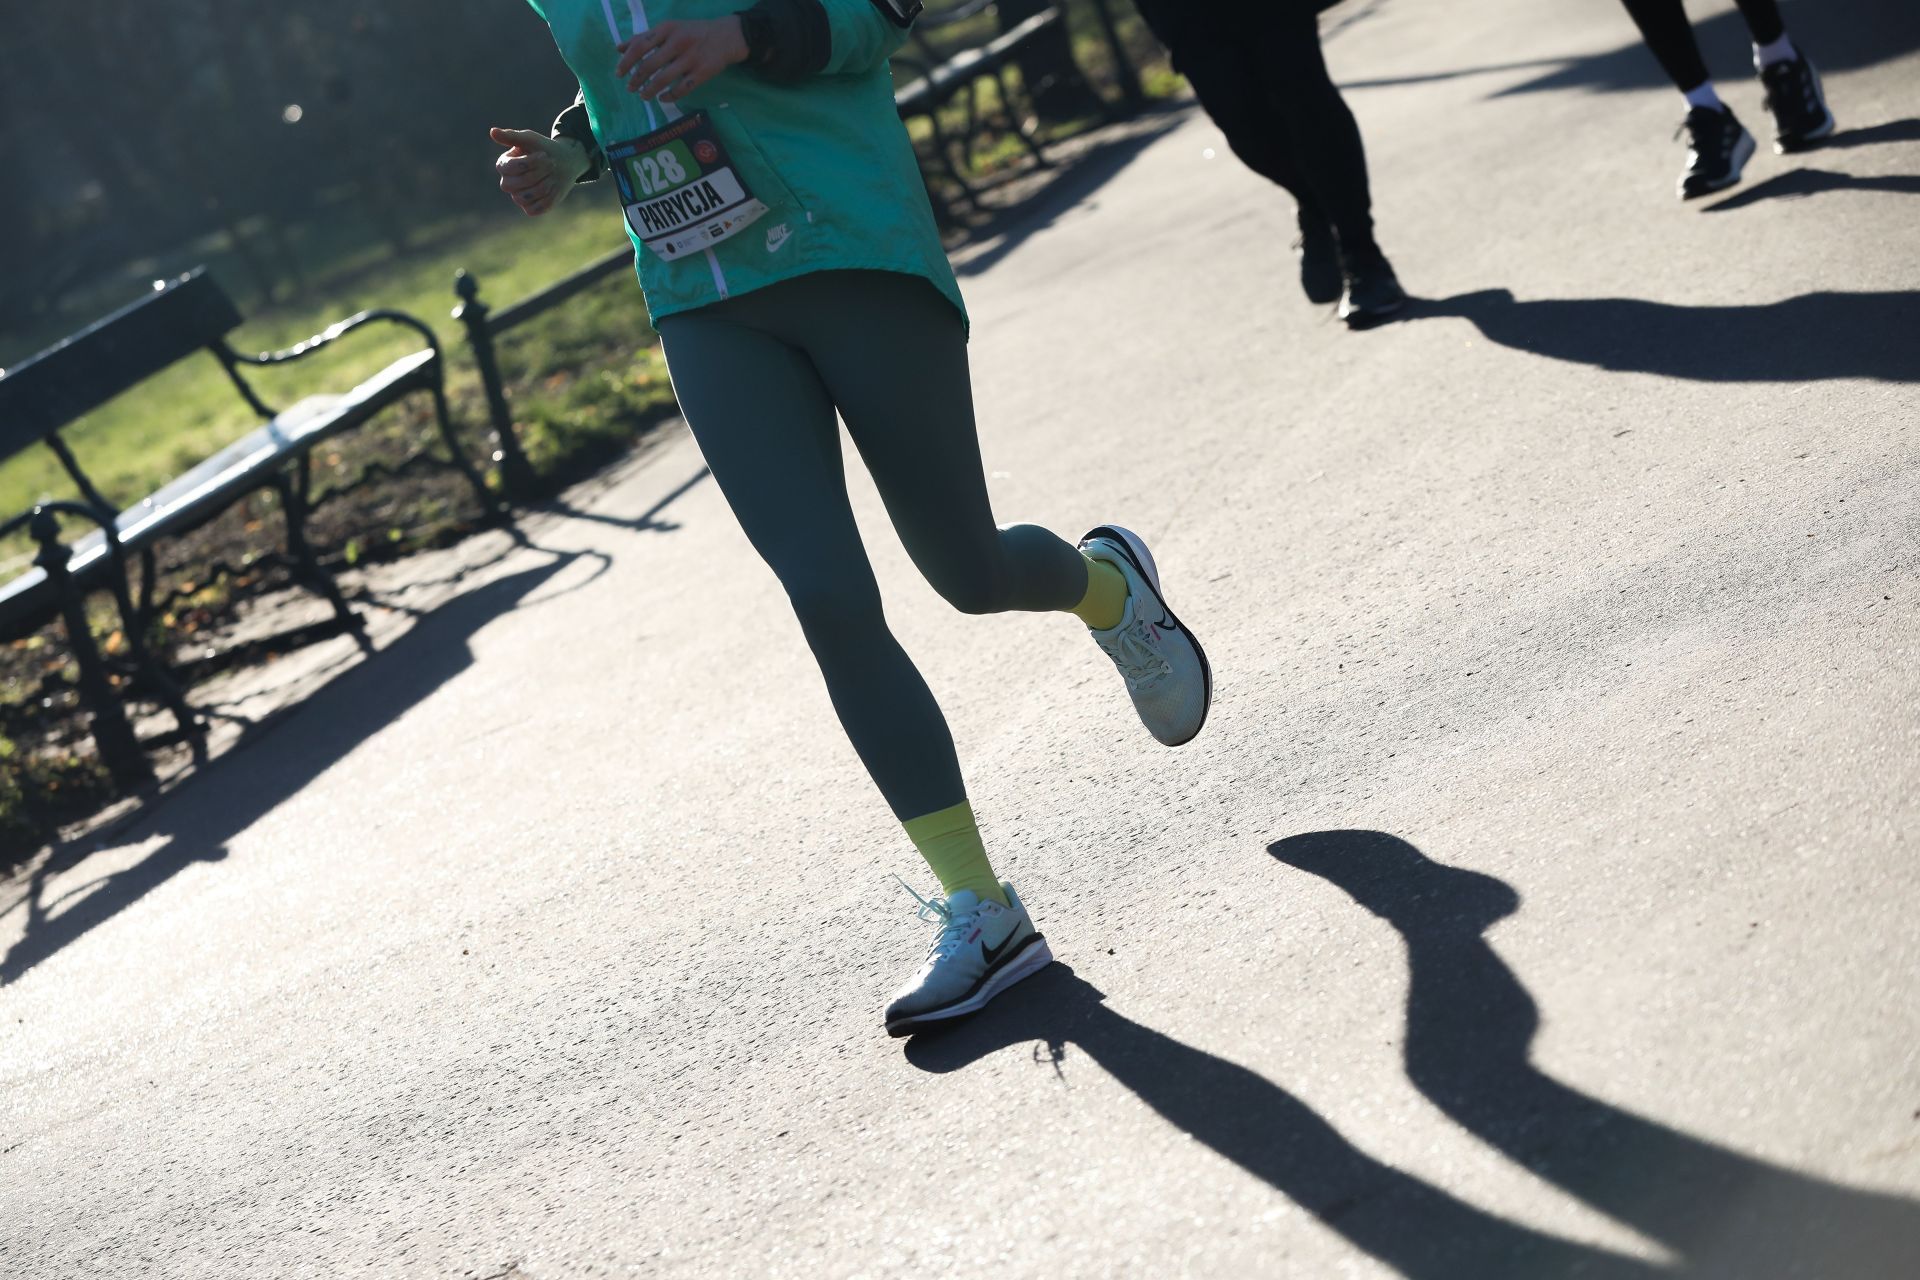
{"left": 1619, "top": 0, "right": 1786, "bottom": 92}
{"left": 1133, "top": 0, "right": 1379, "bottom": 258}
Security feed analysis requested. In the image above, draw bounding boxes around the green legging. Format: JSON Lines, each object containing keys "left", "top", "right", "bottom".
{"left": 657, "top": 269, "right": 1090, "bottom": 820}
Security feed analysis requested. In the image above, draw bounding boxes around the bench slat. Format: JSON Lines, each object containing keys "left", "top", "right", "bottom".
{"left": 895, "top": 9, "right": 1060, "bottom": 115}
{"left": 0, "top": 348, "right": 437, "bottom": 628}
{"left": 0, "top": 272, "right": 243, "bottom": 464}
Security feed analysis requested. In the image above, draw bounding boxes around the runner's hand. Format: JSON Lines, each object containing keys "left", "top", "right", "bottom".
{"left": 489, "top": 128, "right": 589, "bottom": 217}
{"left": 617, "top": 18, "right": 748, "bottom": 104}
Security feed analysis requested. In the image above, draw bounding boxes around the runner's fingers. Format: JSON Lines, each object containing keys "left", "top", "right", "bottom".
{"left": 496, "top": 153, "right": 547, "bottom": 179}
{"left": 635, "top": 52, "right": 695, "bottom": 98}
{"left": 629, "top": 46, "right": 691, "bottom": 93}
{"left": 614, "top": 27, "right": 672, "bottom": 78}
{"left": 659, "top": 72, "right": 704, "bottom": 103}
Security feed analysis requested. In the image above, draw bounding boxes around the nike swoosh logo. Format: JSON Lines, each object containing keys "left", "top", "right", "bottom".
{"left": 981, "top": 931, "right": 1022, "bottom": 966}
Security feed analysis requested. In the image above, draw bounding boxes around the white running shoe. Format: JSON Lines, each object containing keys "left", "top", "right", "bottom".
{"left": 1080, "top": 525, "right": 1213, "bottom": 747}
{"left": 884, "top": 880, "right": 1053, "bottom": 1038}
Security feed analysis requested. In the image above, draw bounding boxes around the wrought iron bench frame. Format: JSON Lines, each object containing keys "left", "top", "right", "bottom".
{"left": 0, "top": 269, "right": 504, "bottom": 774}
{"left": 893, "top": 0, "right": 1104, "bottom": 219}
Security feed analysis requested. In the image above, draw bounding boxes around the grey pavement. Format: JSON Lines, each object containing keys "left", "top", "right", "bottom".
{"left": 5, "top": 0, "right": 1919, "bottom": 1275}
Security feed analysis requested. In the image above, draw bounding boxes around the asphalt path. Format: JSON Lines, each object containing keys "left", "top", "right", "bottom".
{"left": 4, "top": 0, "right": 1918, "bottom": 1275}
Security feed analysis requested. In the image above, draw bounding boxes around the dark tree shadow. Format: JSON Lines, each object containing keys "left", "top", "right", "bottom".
{"left": 1270, "top": 830, "right": 1920, "bottom": 1279}
{"left": 0, "top": 544, "right": 609, "bottom": 985}
{"left": 1416, "top": 288, "right": 1920, "bottom": 383}
{"left": 1494, "top": 0, "right": 1920, "bottom": 99}
{"left": 953, "top": 108, "right": 1189, "bottom": 279}
{"left": 1702, "top": 166, "right": 1920, "bottom": 211}
{"left": 907, "top": 962, "right": 1660, "bottom": 1279}
{"left": 1340, "top": 57, "right": 1571, "bottom": 93}
{"left": 535, "top": 463, "right": 711, "bottom": 534}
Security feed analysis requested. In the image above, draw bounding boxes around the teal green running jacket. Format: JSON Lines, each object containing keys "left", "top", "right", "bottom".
{"left": 524, "top": 0, "right": 966, "bottom": 328}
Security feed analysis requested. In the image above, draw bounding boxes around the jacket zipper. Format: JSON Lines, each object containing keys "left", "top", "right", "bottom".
{"left": 602, "top": 0, "right": 729, "bottom": 297}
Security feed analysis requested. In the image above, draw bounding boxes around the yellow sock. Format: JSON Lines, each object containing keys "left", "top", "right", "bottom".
{"left": 1070, "top": 554, "right": 1129, "bottom": 631}
{"left": 903, "top": 800, "right": 1008, "bottom": 906}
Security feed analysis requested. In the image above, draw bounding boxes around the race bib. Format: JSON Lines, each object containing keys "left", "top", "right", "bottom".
{"left": 608, "top": 110, "right": 770, "bottom": 262}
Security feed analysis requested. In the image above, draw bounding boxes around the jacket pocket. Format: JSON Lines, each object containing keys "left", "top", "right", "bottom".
{"left": 707, "top": 102, "right": 807, "bottom": 219}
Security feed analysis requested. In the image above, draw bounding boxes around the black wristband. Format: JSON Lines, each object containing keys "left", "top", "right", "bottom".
{"left": 737, "top": 0, "right": 831, "bottom": 82}
{"left": 551, "top": 93, "right": 604, "bottom": 183}
{"left": 740, "top": 5, "right": 777, "bottom": 67}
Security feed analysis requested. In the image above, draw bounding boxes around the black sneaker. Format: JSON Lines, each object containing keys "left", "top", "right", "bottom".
{"left": 1338, "top": 251, "right": 1407, "bottom": 330}
{"left": 1295, "top": 213, "right": 1341, "bottom": 305}
{"left": 1677, "top": 105, "right": 1757, "bottom": 200}
{"left": 1759, "top": 55, "right": 1836, "bottom": 153}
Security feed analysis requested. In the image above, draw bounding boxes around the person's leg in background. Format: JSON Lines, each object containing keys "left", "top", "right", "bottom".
{"left": 1253, "top": 4, "right": 1406, "bottom": 326}
{"left": 1617, "top": 0, "right": 1832, "bottom": 198}
{"left": 1132, "top": 0, "right": 1347, "bottom": 308}
{"left": 1733, "top": 0, "right": 1836, "bottom": 153}
{"left": 1134, "top": 0, "right": 1405, "bottom": 327}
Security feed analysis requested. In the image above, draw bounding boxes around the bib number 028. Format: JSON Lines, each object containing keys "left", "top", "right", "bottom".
{"left": 631, "top": 146, "right": 689, "bottom": 197}
{"left": 607, "top": 110, "right": 771, "bottom": 262}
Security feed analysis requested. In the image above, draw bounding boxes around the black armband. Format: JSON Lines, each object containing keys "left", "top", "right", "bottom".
{"left": 551, "top": 91, "right": 605, "bottom": 184}
{"left": 738, "top": 0, "right": 832, "bottom": 82}
{"left": 866, "top": 0, "right": 922, "bottom": 27}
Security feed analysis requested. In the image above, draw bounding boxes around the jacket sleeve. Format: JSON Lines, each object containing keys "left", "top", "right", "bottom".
{"left": 551, "top": 90, "right": 605, "bottom": 183}
{"left": 740, "top": 0, "right": 909, "bottom": 81}
{"left": 817, "top": 0, "right": 912, "bottom": 75}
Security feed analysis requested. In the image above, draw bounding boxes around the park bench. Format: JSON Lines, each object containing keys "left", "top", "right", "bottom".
{"left": 0, "top": 269, "right": 502, "bottom": 778}
{"left": 894, "top": 0, "right": 1132, "bottom": 219}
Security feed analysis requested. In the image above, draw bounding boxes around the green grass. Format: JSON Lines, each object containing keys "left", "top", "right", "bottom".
{"left": 0, "top": 0, "right": 1175, "bottom": 539}
{"left": 0, "top": 196, "right": 641, "bottom": 539}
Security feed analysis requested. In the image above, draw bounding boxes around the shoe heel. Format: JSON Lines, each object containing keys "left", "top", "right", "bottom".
{"left": 1093, "top": 524, "right": 1162, "bottom": 596}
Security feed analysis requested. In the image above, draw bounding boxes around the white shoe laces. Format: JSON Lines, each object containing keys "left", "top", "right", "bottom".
{"left": 895, "top": 877, "right": 978, "bottom": 962}
{"left": 1099, "top": 616, "right": 1174, "bottom": 689}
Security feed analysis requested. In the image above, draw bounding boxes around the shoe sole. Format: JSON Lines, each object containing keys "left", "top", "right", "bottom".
{"left": 1081, "top": 524, "right": 1214, "bottom": 747}
{"left": 1301, "top": 267, "right": 1342, "bottom": 306}
{"left": 1774, "top": 61, "right": 1835, "bottom": 153}
{"left": 1681, "top": 129, "right": 1757, "bottom": 200}
{"left": 884, "top": 934, "right": 1054, "bottom": 1038}
{"left": 1776, "top": 111, "right": 1836, "bottom": 153}
{"left": 1342, "top": 294, "right": 1408, "bottom": 330}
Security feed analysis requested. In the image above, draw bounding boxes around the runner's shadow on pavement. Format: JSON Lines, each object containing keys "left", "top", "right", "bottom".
{"left": 536, "top": 463, "right": 711, "bottom": 534}
{"left": 952, "top": 108, "right": 1188, "bottom": 280}
{"left": 905, "top": 833, "right": 1920, "bottom": 1277}
{"left": 906, "top": 967, "right": 1659, "bottom": 1279}
{"left": 1416, "top": 288, "right": 1920, "bottom": 383}
{"left": 1269, "top": 829, "right": 1920, "bottom": 1279}
{"left": 0, "top": 549, "right": 590, "bottom": 986}
{"left": 1701, "top": 166, "right": 1920, "bottom": 212}
{"left": 1820, "top": 117, "right": 1920, "bottom": 150}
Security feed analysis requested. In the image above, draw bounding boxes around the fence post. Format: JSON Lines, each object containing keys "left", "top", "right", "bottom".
{"left": 1084, "top": 0, "right": 1145, "bottom": 114}
{"left": 453, "top": 269, "right": 540, "bottom": 502}
{"left": 30, "top": 508, "right": 154, "bottom": 789}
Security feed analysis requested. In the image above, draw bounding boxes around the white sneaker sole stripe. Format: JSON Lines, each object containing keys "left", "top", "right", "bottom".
{"left": 884, "top": 936, "right": 1055, "bottom": 1036}
{"left": 1086, "top": 524, "right": 1214, "bottom": 746}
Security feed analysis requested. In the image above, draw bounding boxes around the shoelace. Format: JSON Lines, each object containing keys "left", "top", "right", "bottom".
{"left": 1762, "top": 62, "right": 1817, "bottom": 116}
{"left": 895, "top": 876, "right": 975, "bottom": 961}
{"left": 1101, "top": 617, "right": 1174, "bottom": 689}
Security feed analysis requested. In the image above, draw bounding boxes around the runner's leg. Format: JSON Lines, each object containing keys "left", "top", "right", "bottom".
{"left": 765, "top": 270, "right": 1209, "bottom": 750}
{"left": 1618, "top": 0, "right": 1714, "bottom": 92}
{"left": 771, "top": 270, "right": 1095, "bottom": 620}
{"left": 1733, "top": 0, "right": 1786, "bottom": 47}
{"left": 657, "top": 301, "right": 973, "bottom": 829}
{"left": 1257, "top": 7, "right": 1379, "bottom": 259}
